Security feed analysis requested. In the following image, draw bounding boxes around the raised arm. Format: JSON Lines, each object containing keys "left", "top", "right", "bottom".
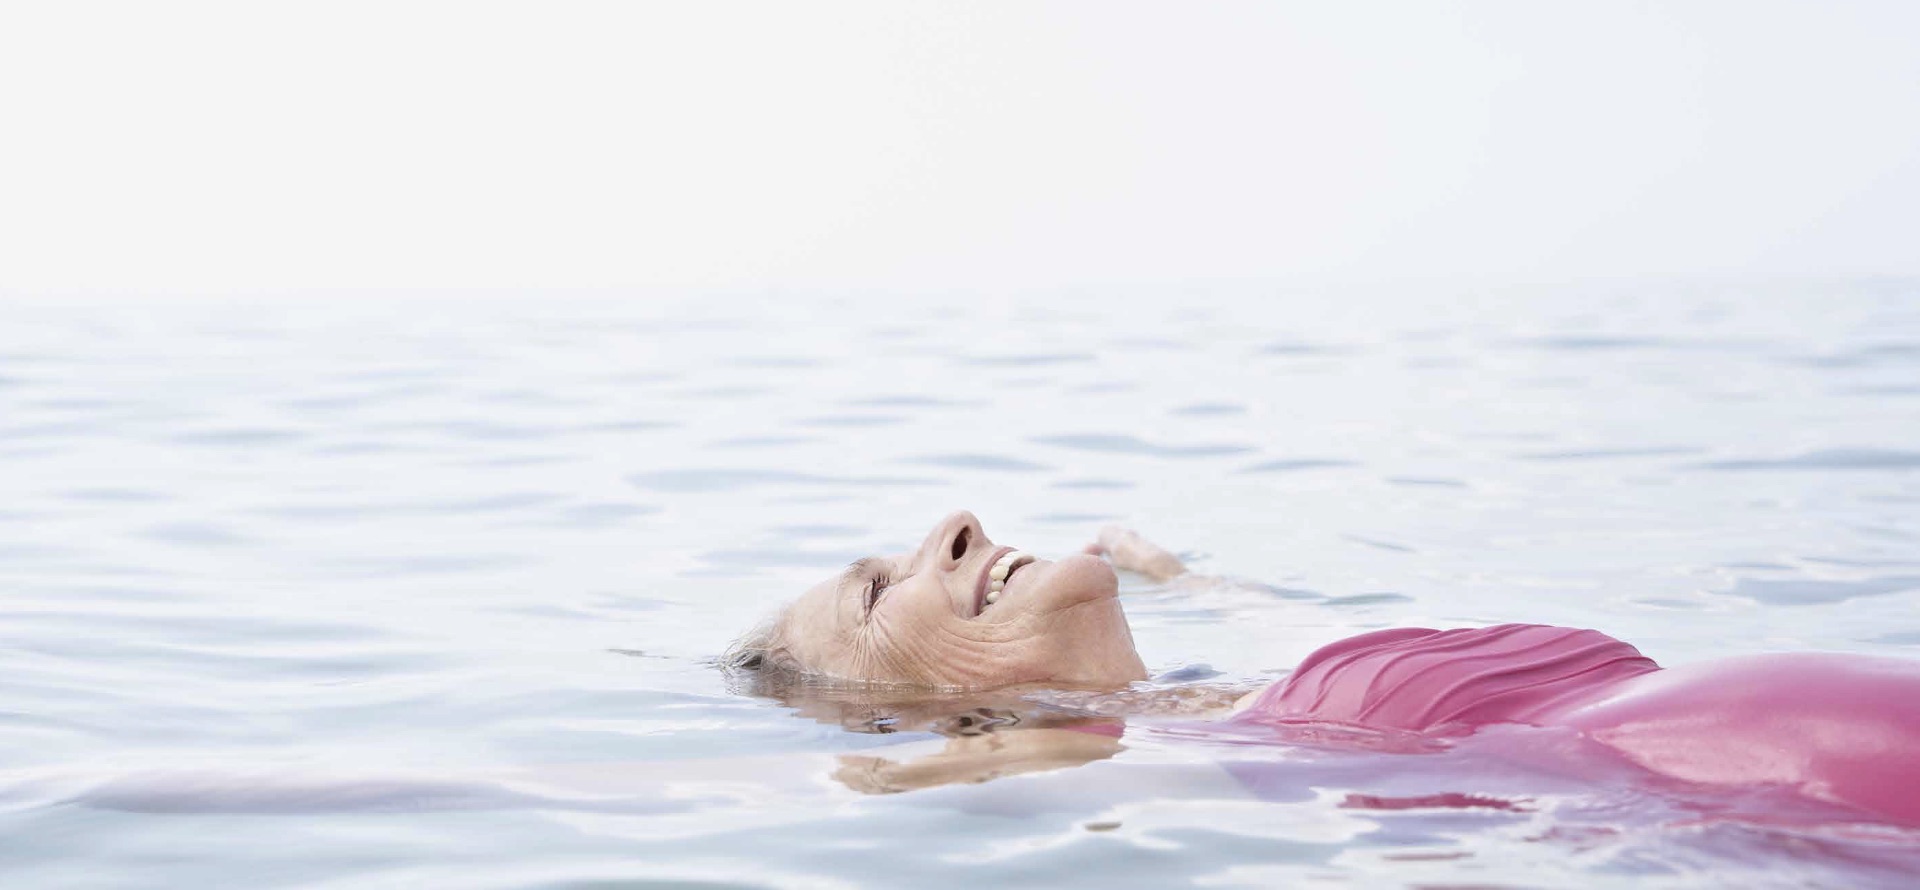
{"left": 1088, "top": 525, "right": 1189, "bottom": 582}
{"left": 1087, "top": 524, "right": 1290, "bottom": 713}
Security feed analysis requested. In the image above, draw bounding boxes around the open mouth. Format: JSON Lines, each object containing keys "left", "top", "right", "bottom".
{"left": 974, "top": 547, "right": 1038, "bottom": 616}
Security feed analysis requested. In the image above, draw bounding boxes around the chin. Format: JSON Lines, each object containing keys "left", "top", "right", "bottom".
{"left": 1031, "top": 554, "right": 1145, "bottom": 686}
{"left": 1034, "top": 553, "right": 1122, "bottom": 609}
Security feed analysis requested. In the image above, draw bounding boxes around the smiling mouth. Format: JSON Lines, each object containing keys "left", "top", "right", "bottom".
{"left": 974, "top": 547, "right": 1038, "bottom": 615}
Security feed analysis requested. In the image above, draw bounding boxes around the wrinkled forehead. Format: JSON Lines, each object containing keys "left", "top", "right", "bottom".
{"left": 789, "top": 573, "right": 843, "bottom": 630}
{"left": 775, "top": 570, "right": 855, "bottom": 661}
{"left": 782, "top": 576, "right": 838, "bottom": 635}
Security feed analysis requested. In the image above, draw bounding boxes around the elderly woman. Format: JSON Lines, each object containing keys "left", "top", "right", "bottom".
{"left": 734, "top": 511, "right": 1920, "bottom": 826}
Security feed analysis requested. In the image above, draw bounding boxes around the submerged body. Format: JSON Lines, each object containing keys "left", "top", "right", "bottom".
{"left": 736, "top": 512, "right": 1920, "bottom": 827}
{"left": 1232, "top": 623, "right": 1920, "bottom": 826}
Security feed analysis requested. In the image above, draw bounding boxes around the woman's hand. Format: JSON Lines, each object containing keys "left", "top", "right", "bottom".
{"left": 1087, "top": 525, "right": 1188, "bottom": 582}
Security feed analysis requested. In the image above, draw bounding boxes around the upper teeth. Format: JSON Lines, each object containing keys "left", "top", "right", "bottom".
{"left": 985, "top": 550, "right": 1036, "bottom": 605}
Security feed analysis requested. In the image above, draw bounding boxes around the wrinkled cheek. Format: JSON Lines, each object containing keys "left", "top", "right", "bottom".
{"left": 909, "top": 632, "right": 1020, "bottom": 687}
{"left": 925, "top": 638, "right": 1002, "bottom": 686}
{"left": 860, "top": 621, "right": 960, "bottom": 685}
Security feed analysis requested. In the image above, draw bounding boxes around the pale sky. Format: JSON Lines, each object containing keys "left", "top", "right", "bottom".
{"left": 2, "top": 1, "right": 1917, "bottom": 296}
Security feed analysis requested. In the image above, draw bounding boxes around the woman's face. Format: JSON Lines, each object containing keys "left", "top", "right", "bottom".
{"left": 762, "top": 511, "right": 1148, "bottom": 689}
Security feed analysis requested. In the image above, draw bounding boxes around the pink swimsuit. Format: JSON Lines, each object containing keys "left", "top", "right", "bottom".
{"left": 1231, "top": 623, "right": 1920, "bottom": 826}
{"left": 1236, "top": 624, "right": 1658, "bottom": 735}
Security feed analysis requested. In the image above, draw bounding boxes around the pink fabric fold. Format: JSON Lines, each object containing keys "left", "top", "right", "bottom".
{"left": 1235, "top": 623, "right": 1660, "bottom": 734}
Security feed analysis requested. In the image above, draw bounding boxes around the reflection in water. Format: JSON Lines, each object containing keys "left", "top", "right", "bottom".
{"left": 834, "top": 728, "right": 1125, "bottom": 795}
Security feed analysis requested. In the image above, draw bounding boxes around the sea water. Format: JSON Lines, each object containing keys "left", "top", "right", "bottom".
{"left": 2, "top": 283, "right": 1917, "bottom": 887}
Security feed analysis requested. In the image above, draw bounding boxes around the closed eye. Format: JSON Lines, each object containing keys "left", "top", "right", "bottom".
{"left": 843, "top": 557, "right": 895, "bottom": 615}
{"left": 864, "top": 572, "right": 892, "bottom": 612}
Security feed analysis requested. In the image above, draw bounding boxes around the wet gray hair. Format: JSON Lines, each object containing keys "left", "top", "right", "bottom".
{"left": 723, "top": 609, "right": 801, "bottom": 674}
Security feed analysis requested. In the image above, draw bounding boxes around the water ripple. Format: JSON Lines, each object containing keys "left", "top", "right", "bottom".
{"left": 1693, "top": 449, "right": 1920, "bottom": 471}
{"left": 1028, "top": 512, "right": 1120, "bottom": 524}
{"left": 1343, "top": 536, "right": 1415, "bottom": 554}
{"left": 628, "top": 469, "right": 937, "bottom": 493}
{"left": 1051, "top": 478, "right": 1134, "bottom": 490}
{"left": 1325, "top": 592, "right": 1415, "bottom": 607}
{"left": 1722, "top": 575, "right": 1920, "bottom": 605}
{"left": 1515, "top": 447, "right": 1702, "bottom": 461}
{"left": 953, "top": 353, "right": 1096, "bottom": 367}
{"left": 170, "top": 428, "right": 308, "bottom": 447}
{"left": 547, "top": 504, "right": 661, "bottom": 526}
{"left": 841, "top": 395, "right": 979, "bottom": 409}
{"left": 697, "top": 548, "right": 869, "bottom": 570}
{"left": 140, "top": 522, "right": 254, "bottom": 547}
{"left": 1031, "top": 434, "right": 1253, "bottom": 458}
{"left": 1791, "top": 342, "right": 1920, "bottom": 368}
{"left": 1170, "top": 402, "right": 1246, "bottom": 417}
{"left": 5, "top": 291, "right": 1920, "bottom": 888}
{"left": 901, "top": 454, "right": 1054, "bottom": 472}
{"left": 796, "top": 414, "right": 907, "bottom": 428}
{"left": 1515, "top": 335, "right": 1674, "bottom": 351}
{"left": 1239, "top": 459, "right": 1356, "bottom": 473}
{"left": 1258, "top": 342, "right": 1348, "bottom": 356}
{"left": 61, "top": 488, "right": 173, "bottom": 503}
{"left": 1386, "top": 477, "right": 1467, "bottom": 489}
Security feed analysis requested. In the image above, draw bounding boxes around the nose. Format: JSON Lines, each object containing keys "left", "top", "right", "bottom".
{"left": 923, "top": 510, "right": 987, "bottom": 572}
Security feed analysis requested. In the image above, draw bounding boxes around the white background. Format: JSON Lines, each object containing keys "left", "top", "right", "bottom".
{"left": 4, "top": 1, "right": 1918, "bottom": 297}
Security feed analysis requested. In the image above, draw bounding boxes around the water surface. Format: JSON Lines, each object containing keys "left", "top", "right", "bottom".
{"left": 3, "top": 286, "right": 1918, "bottom": 887}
